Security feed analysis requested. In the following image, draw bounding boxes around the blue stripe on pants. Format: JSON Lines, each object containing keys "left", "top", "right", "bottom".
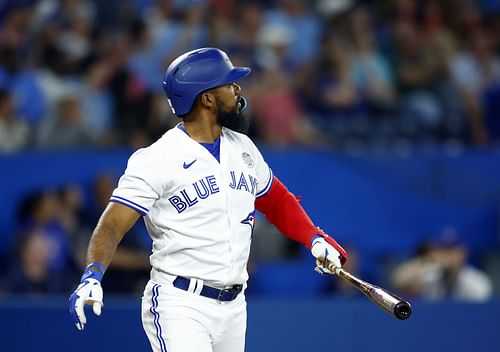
{"left": 150, "top": 284, "right": 167, "bottom": 352}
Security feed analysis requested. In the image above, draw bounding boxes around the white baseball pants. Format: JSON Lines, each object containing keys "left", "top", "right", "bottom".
{"left": 141, "top": 280, "right": 247, "bottom": 352}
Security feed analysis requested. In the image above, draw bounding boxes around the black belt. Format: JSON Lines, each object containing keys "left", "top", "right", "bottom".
{"left": 173, "top": 276, "right": 243, "bottom": 302}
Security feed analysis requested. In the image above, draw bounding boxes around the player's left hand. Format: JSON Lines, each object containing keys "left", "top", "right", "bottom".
{"left": 311, "top": 234, "right": 347, "bottom": 275}
{"left": 69, "top": 264, "right": 104, "bottom": 330}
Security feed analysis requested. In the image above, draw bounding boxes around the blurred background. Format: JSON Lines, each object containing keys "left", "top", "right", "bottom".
{"left": 0, "top": 0, "right": 499, "bottom": 351}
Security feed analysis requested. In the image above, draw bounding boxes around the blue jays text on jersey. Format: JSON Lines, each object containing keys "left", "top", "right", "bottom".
{"left": 168, "top": 171, "right": 258, "bottom": 214}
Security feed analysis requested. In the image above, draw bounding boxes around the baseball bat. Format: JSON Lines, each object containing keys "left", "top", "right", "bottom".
{"left": 326, "top": 265, "right": 412, "bottom": 320}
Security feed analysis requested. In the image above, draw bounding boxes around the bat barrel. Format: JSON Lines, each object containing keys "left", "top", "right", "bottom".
{"left": 394, "top": 301, "right": 412, "bottom": 320}
{"left": 335, "top": 267, "right": 412, "bottom": 320}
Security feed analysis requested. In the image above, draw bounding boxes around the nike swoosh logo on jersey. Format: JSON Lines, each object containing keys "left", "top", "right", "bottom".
{"left": 183, "top": 159, "right": 197, "bottom": 169}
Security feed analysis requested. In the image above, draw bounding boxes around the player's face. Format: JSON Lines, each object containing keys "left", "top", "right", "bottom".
{"left": 215, "top": 83, "right": 249, "bottom": 133}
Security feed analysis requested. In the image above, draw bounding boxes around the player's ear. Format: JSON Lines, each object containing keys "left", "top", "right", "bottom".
{"left": 199, "top": 91, "right": 216, "bottom": 110}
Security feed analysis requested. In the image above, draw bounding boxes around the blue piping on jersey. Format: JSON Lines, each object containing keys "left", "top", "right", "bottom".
{"left": 256, "top": 168, "right": 274, "bottom": 198}
{"left": 109, "top": 195, "right": 148, "bottom": 215}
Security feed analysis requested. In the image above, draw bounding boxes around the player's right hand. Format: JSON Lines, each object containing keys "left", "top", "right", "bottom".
{"left": 311, "top": 234, "right": 347, "bottom": 275}
{"left": 69, "top": 263, "right": 104, "bottom": 330}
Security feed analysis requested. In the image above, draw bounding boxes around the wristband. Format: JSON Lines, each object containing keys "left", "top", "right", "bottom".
{"left": 80, "top": 262, "right": 105, "bottom": 282}
{"left": 311, "top": 235, "right": 322, "bottom": 245}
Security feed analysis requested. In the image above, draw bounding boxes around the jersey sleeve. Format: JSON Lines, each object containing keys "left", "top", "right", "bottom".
{"left": 246, "top": 138, "right": 273, "bottom": 198}
{"left": 110, "top": 148, "right": 162, "bottom": 215}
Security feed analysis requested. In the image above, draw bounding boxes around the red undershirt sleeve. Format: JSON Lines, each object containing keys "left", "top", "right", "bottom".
{"left": 255, "top": 176, "right": 321, "bottom": 249}
{"left": 255, "top": 177, "right": 347, "bottom": 263}
{"left": 254, "top": 177, "right": 321, "bottom": 247}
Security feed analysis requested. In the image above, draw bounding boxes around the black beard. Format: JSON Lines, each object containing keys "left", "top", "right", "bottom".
{"left": 216, "top": 102, "right": 249, "bottom": 134}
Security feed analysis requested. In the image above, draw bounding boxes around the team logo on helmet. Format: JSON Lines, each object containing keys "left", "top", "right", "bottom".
{"left": 242, "top": 152, "right": 254, "bottom": 168}
{"left": 167, "top": 98, "right": 176, "bottom": 114}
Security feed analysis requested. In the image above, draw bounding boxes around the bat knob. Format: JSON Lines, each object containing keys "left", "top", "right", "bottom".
{"left": 394, "top": 301, "right": 412, "bottom": 320}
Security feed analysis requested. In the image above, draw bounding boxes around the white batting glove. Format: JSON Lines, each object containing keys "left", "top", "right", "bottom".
{"left": 311, "top": 235, "right": 347, "bottom": 275}
{"left": 69, "top": 263, "right": 105, "bottom": 330}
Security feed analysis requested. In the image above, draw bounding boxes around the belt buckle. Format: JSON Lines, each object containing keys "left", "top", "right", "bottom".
{"left": 217, "top": 287, "right": 232, "bottom": 303}
{"left": 217, "top": 285, "right": 243, "bottom": 303}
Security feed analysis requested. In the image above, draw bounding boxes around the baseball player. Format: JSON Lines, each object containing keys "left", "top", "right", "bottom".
{"left": 69, "top": 47, "right": 347, "bottom": 352}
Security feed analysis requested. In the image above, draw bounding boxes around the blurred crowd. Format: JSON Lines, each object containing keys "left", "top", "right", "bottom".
{"left": 0, "top": 174, "right": 152, "bottom": 294}
{"left": 391, "top": 237, "right": 493, "bottom": 301}
{"left": 0, "top": 0, "right": 498, "bottom": 153}
{"left": 0, "top": 0, "right": 499, "bottom": 299}
{"left": 0, "top": 175, "right": 496, "bottom": 302}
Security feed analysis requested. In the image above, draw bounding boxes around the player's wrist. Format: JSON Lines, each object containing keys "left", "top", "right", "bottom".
{"left": 80, "top": 262, "right": 105, "bottom": 282}
{"left": 311, "top": 233, "right": 348, "bottom": 265}
{"left": 310, "top": 234, "right": 323, "bottom": 246}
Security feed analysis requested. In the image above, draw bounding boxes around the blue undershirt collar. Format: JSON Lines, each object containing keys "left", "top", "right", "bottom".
{"left": 177, "top": 124, "right": 221, "bottom": 163}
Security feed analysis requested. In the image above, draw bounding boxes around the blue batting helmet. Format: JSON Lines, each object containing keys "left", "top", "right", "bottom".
{"left": 162, "top": 47, "right": 251, "bottom": 116}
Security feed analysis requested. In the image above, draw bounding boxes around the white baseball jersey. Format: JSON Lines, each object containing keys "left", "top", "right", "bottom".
{"left": 110, "top": 124, "right": 273, "bottom": 287}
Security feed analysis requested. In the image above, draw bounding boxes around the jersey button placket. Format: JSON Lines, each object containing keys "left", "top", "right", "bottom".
{"left": 219, "top": 136, "right": 235, "bottom": 286}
